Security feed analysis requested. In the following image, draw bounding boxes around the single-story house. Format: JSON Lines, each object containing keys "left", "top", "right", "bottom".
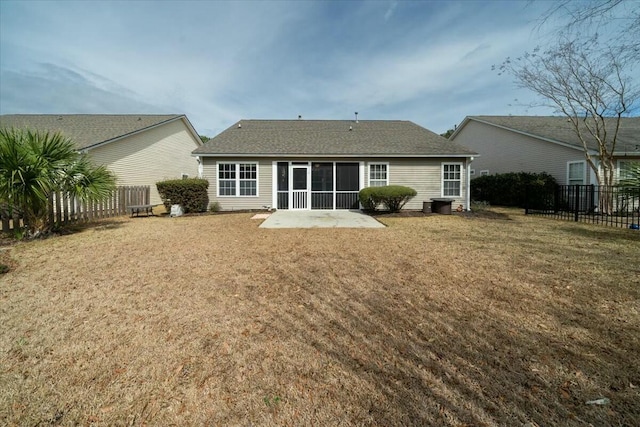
{"left": 0, "top": 114, "right": 203, "bottom": 204}
{"left": 192, "top": 119, "right": 477, "bottom": 211}
{"left": 449, "top": 116, "right": 640, "bottom": 185}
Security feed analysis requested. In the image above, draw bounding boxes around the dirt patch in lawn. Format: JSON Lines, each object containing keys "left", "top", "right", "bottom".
{"left": 1, "top": 208, "right": 639, "bottom": 426}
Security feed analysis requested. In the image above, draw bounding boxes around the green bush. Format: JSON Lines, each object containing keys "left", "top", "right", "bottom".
{"left": 359, "top": 187, "right": 383, "bottom": 211}
{"left": 359, "top": 185, "right": 417, "bottom": 212}
{"left": 156, "top": 178, "right": 209, "bottom": 213}
{"left": 471, "top": 172, "right": 557, "bottom": 208}
{"left": 209, "top": 201, "right": 221, "bottom": 212}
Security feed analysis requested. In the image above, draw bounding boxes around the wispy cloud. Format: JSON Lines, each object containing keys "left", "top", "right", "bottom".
{"left": 1, "top": 0, "right": 559, "bottom": 134}
{"left": 384, "top": 1, "right": 398, "bottom": 22}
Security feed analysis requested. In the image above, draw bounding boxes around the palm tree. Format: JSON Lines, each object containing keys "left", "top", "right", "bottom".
{"left": 0, "top": 128, "right": 116, "bottom": 237}
{"left": 619, "top": 162, "right": 640, "bottom": 188}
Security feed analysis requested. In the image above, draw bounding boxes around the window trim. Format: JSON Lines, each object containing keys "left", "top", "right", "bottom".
{"left": 368, "top": 162, "right": 389, "bottom": 187}
{"left": 216, "top": 161, "right": 259, "bottom": 197}
{"left": 479, "top": 170, "right": 489, "bottom": 176}
{"left": 617, "top": 159, "right": 637, "bottom": 182}
{"left": 567, "top": 160, "right": 586, "bottom": 185}
{"left": 441, "top": 162, "right": 463, "bottom": 198}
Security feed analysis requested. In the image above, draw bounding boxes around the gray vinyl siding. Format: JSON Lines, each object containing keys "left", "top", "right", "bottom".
{"left": 203, "top": 158, "right": 273, "bottom": 210}
{"left": 88, "top": 120, "right": 201, "bottom": 204}
{"left": 453, "top": 120, "right": 590, "bottom": 185}
{"left": 379, "top": 158, "right": 468, "bottom": 210}
{"left": 202, "top": 157, "right": 470, "bottom": 211}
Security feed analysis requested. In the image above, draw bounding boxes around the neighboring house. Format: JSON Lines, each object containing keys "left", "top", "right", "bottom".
{"left": 192, "top": 119, "right": 477, "bottom": 211}
{"left": 450, "top": 116, "right": 640, "bottom": 185}
{"left": 0, "top": 114, "right": 203, "bottom": 204}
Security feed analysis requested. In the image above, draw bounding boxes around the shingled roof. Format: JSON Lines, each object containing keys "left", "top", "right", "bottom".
{"left": 193, "top": 120, "right": 476, "bottom": 157}
{"left": 458, "top": 116, "right": 640, "bottom": 153}
{"left": 0, "top": 114, "right": 195, "bottom": 150}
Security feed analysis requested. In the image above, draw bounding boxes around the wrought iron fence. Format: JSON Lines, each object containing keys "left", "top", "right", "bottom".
{"left": 525, "top": 184, "right": 640, "bottom": 229}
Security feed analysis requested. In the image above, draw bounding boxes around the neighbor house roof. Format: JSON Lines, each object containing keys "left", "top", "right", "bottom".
{"left": 193, "top": 120, "right": 477, "bottom": 157}
{"left": 0, "top": 114, "right": 201, "bottom": 151}
{"left": 452, "top": 116, "right": 640, "bottom": 154}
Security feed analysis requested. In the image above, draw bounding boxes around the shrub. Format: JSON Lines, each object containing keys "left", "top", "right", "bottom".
{"left": 156, "top": 178, "right": 209, "bottom": 213}
{"left": 209, "top": 201, "right": 221, "bottom": 212}
{"left": 471, "top": 172, "right": 557, "bottom": 208}
{"left": 359, "top": 187, "right": 383, "bottom": 211}
{"left": 359, "top": 185, "right": 417, "bottom": 212}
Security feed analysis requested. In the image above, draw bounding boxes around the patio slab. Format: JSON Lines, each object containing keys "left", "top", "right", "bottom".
{"left": 259, "top": 210, "right": 385, "bottom": 229}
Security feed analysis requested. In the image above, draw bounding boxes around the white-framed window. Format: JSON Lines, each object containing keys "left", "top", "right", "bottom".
{"left": 369, "top": 163, "right": 388, "bottom": 187}
{"left": 470, "top": 169, "right": 476, "bottom": 176}
{"left": 617, "top": 159, "right": 637, "bottom": 182}
{"left": 567, "top": 160, "right": 586, "bottom": 185}
{"left": 442, "top": 163, "right": 462, "bottom": 197}
{"left": 217, "top": 162, "right": 258, "bottom": 196}
{"left": 479, "top": 170, "right": 489, "bottom": 176}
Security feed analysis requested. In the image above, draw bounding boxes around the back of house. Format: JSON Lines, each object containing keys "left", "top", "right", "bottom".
{"left": 192, "top": 119, "right": 477, "bottom": 211}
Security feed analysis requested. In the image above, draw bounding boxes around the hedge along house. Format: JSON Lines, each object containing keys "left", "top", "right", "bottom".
{"left": 192, "top": 119, "right": 478, "bottom": 211}
{"left": 0, "top": 114, "right": 203, "bottom": 204}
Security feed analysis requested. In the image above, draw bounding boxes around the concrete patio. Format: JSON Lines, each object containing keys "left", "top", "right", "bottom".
{"left": 259, "top": 210, "right": 385, "bottom": 229}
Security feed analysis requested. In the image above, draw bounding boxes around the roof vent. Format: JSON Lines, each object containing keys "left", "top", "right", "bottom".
{"left": 238, "top": 122, "right": 242, "bottom": 129}
{"left": 298, "top": 115, "right": 302, "bottom": 120}
{"left": 355, "top": 112, "right": 359, "bottom": 123}
{"left": 349, "top": 126, "right": 353, "bottom": 131}
{"left": 57, "top": 116, "right": 63, "bottom": 121}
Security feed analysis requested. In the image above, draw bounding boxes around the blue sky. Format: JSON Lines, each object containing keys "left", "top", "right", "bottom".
{"left": 1, "top": 0, "right": 569, "bottom": 136}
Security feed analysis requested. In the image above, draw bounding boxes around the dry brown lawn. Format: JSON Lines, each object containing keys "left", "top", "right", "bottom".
{"left": 1, "top": 209, "right": 639, "bottom": 426}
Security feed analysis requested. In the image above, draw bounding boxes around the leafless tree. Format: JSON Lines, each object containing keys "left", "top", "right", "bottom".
{"left": 536, "top": 0, "right": 639, "bottom": 60}
{"left": 496, "top": 1, "right": 639, "bottom": 214}
{"left": 498, "top": 37, "right": 638, "bottom": 189}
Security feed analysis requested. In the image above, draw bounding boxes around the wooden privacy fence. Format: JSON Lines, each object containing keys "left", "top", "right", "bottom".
{"left": 1, "top": 186, "right": 150, "bottom": 233}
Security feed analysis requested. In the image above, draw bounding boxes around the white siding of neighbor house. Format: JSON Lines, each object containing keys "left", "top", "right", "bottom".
{"left": 203, "top": 156, "right": 470, "bottom": 210}
{"left": 453, "top": 120, "right": 592, "bottom": 185}
{"left": 202, "top": 158, "right": 273, "bottom": 210}
{"left": 87, "top": 119, "right": 201, "bottom": 205}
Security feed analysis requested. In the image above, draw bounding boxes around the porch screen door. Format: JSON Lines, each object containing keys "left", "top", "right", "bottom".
{"left": 291, "top": 166, "right": 309, "bottom": 209}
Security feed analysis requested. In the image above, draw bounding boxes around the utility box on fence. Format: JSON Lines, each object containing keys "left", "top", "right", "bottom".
{"left": 170, "top": 204, "right": 184, "bottom": 217}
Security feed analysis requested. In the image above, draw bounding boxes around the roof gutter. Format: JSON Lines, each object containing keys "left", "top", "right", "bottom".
{"left": 191, "top": 153, "right": 477, "bottom": 158}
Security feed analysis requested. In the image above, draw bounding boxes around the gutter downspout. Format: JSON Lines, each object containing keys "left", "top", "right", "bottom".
{"left": 466, "top": 156, "right": 473, "bottom": 211}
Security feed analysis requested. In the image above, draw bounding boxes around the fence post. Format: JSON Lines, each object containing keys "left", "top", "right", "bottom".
{"left": 524, "top": 184, "right": 529, "bottom": 215}
{"left": 574, "top": 185, "right": 580, "bottom": 222}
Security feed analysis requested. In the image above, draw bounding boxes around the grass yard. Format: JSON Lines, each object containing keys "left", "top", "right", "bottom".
{"left": 1, "top": 209, "right": 639, "bottom": 426}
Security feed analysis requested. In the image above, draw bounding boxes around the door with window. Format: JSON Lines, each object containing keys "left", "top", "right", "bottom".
{"left": 291, "top": 165, "right": 309, "bottom": 209}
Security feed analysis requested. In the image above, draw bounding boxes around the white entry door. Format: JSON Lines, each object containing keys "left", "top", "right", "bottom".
{"left": 291, "top": 165, "right": 309, "bottom": 209}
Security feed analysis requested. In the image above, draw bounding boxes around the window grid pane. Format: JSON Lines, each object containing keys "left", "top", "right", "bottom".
{"left": 218, "top": 163, "right": 236, "bottom": 180}
{"left": 442, "top": 164, "right": 462, "bottom": 197}
{"left": 218, "top": 163, "right": 257, "bottom": 196}
{"left": 219, "top": 180, "right": 236, "bottom": 196}
{"left": 369, "top": 164, "right": 387, "bottom": 185}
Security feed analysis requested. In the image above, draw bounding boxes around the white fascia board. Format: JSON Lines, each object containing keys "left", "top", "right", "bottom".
{"left": 193, "top": 153, "right": 476, "bottom": 158}
{"left": 448, "top": 116, "right": 470, "bottom": 140}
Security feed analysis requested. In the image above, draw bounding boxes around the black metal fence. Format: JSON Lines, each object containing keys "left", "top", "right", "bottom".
{"left": 525, "top": 184, "right": 640, "bottom": 229}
